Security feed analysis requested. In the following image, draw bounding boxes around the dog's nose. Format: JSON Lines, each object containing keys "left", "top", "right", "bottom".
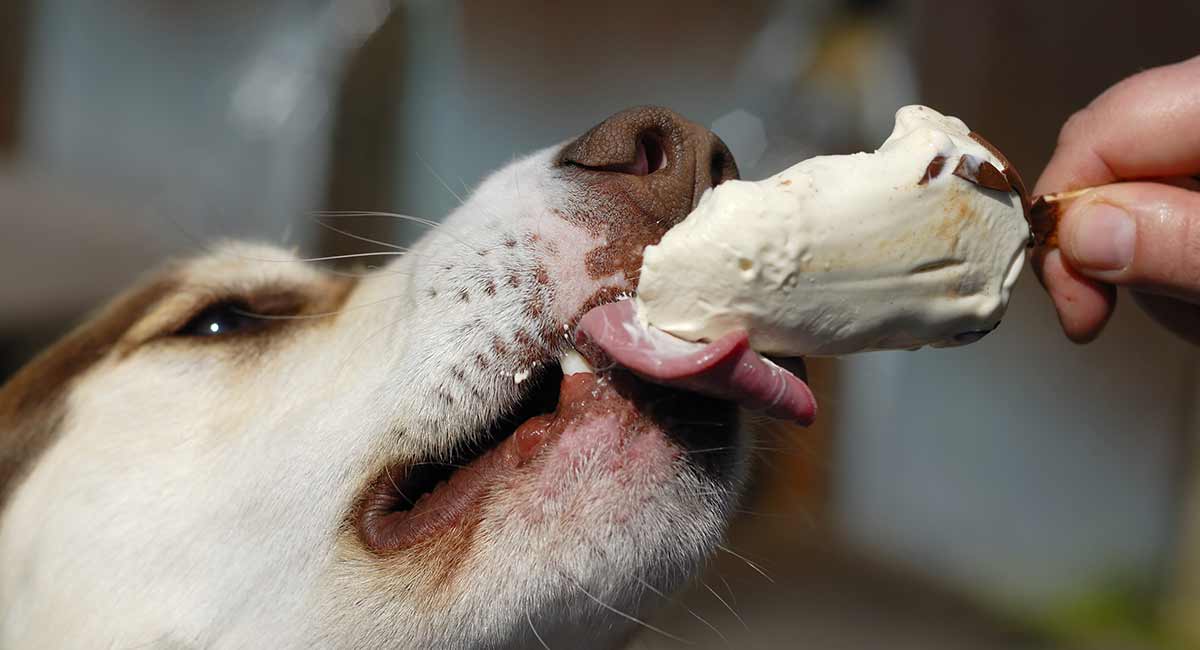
{"left": 556, "top": 106, "right": 739, "bottom": 223}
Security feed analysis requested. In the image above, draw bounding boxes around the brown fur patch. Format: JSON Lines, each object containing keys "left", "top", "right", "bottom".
{"left": 527, "top": 296, "right": 544, "bottom": 319}
{"left": 491, "top": 337, "right": 508, "bottom": 356}
{"left": 0, "top": 274, "right": 178, "bottom": 506}
{"left": 511, "top": 329, "right": 550, "bottom": 367}
{"left": 538, "top": 322, "right": 562, "bottom": 348}
{"left": 0, "top": 263, "right": 360, "bottom": 508}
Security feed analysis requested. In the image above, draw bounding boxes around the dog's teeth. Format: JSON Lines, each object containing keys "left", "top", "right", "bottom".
{"left": 559, "top": 349, "right": 594, "bottom": 376}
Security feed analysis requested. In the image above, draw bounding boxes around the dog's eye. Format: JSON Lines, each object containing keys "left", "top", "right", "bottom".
{"left": 173, "top": 301, "right": 268, "bottom": 338}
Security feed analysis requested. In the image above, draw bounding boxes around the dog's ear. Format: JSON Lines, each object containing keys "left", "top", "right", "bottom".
{"left": 0, "top": 275, "right": 177, "bottom": 504}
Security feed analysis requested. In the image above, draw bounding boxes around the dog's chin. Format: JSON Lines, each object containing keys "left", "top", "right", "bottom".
{"left": 354, "top": 363, "right": 743, "bottom": 555}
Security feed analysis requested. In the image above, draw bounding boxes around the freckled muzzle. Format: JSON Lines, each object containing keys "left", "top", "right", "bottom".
{"left": 354, "top": 107, "right": 754, "bottom": 555}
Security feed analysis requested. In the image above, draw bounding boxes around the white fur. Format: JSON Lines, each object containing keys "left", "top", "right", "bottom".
{"left": 0, "top": 147, "right": 751, "bottom": 649}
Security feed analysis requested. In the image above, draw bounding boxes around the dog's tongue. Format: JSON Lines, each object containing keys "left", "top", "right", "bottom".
{"left": 575, "top": 301, "right": 816, "bottom": 424}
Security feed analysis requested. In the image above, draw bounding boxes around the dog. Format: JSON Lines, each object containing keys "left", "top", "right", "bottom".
{"left": 0, "top": 106, "right": 766, "bottom": 649}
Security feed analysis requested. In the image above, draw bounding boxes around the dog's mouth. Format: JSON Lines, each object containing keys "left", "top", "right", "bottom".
{"left": 356, "top": 362, "right": 568, "bottom": 553}
{"left": 355, "top": 354, "right": 727, "bottom": 554}
{"left": 353, "top": 105, "right": 819, "bottom": 555}
{"left": 355, "top": 305, "right": 816, "bottom": 554}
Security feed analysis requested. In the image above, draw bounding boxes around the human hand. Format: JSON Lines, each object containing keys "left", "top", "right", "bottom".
{"left": 1033, "top": 54, "right": 1200, "bottom": 344}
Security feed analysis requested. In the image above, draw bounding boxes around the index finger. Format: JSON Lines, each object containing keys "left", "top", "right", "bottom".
{"left": 1034, "top": 54, "right": 1200, "bottom": 196}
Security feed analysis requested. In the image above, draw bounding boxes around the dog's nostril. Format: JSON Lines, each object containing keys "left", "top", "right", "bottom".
{"left": 709, "top": 149, "right": 735, "bottom": 189}
{"left": 558, "top": 106, "right": 741, "bottom": 214}
{"left": 641, "top": 131, "right": 667, "bottom": 176}
{"left": 580, "top": 129, "right": 665, "bottom": 176}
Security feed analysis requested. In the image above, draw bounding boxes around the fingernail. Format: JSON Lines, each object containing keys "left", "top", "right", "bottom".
{"left": 1068, "top": 202, "right": 1135, "bottom": 271}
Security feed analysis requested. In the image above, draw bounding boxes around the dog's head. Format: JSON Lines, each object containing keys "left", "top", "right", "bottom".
{"left": 0, "top": 107, "right": 750, "bottom": 648}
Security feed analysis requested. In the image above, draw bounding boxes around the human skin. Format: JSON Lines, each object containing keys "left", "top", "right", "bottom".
{"left": 1033, "top": 54, "right": 1200, "bottom": 344}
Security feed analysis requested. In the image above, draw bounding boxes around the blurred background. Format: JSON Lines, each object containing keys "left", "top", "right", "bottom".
{"left": 1, "top": 1, "right": 1198, "bottom": 648}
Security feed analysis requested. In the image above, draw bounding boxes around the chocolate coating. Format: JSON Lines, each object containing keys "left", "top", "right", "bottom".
{"left": 952, "top": 155, "right": 1012, "bottom": 192}
{"left": 966, "top": 131, "right": 1035, "bottom": 247}
{"left": 1028, "top": 195, "right": 1062, "bottom": 248}
{"left": 919, "top": 155, "right": 947, "bottom": 185}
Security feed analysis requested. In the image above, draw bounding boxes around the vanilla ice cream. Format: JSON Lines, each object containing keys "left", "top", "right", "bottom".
{"left": 635, "top": 105, "right": 1030, "bottom": 356}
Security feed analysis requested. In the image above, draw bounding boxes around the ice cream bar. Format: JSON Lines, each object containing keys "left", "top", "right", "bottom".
{"left": 634, "top": 105, "right": 1033, "bottom": 356}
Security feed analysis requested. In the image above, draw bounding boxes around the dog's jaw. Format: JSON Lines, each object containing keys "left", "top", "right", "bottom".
{"left": 0, "top": 109, "right": 751, "bottom": 649}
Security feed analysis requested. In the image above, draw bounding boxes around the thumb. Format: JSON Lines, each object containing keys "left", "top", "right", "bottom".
{"left": 1058, "top": 182, "right": 1200, "bottom": 303}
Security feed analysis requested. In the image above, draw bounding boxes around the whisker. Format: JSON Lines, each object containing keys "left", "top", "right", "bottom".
{"left": 526, "top": 610, "right": 552, "bottom": 650}
{"left": 322, "top": 265, "right": 400, "bottom": 279}
{"left": 164, "top": 210, "right": 221, "bottom": 257}
{"left": 681, "top": 483, "right": 733, "bottom": 496}
{"left": 164, "top": 208, "right": 421, "bottom": 280}
{"left": 679, "top": 446, "right": 739, "bottom": 456}
{"left": 278, "top": 251, "right": 410, "bottom": 263}
{"left": 663, "top": 418, "right": 733, "bottom": 428}
{"left": 311, "top": 216, "right": 409, "bottom": 252}
{"left": 407, "top": 461, "right": 476, "bottom": 470}
{"left": 162, "top": 205, "right": 455, "bottom": 279}
{"left": 319, "top": 210, "right": 484, "bottom": 257}
{"left": 230, "top": 294, "right": 408, "bottom": 321}
{"left": 716, "top": 545, "right": 774, "bottom": 583}
{"left": 634, "top": 576, "right": 729, "bottom": 646}
{"left": 684, "top": 493, "right": 732, "bottom": 503}
{"left": 703, "top": 582, "right": 750, "bottom": 632}
{"left": 679, "top": 444, "right": 816, "bottom": 459}
{"left": 385, "top": 466, "right": 415, "bottom": 508}
{"left": 416, "top": 152, "right": 466, "bottom": 206}
{"left": 717, "top": 574, "right": 738, "bottom": 608}
{"left": 564, "top": 573, "right": 693, "bottom": 645}
{"left": 404, "top": 461, "right": 487, "bottom": 479}
{"left": 731, "top": 508, "right": 797, "bottom": 520}
{"left": 317, "top": 210, "right": 443, "bottom": 230}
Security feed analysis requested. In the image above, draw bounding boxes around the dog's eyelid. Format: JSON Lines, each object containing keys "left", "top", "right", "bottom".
{"left": 241, "top": 290, "right": 308, "bottom": 318}
{"left": 115, "top": 287, "right": 305, "bottom": 347}
{"left": 166, "top": 290, "right": 308, "bottom": 339}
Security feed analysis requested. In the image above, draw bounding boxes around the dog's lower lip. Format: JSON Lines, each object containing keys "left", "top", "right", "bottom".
{"left": 355, "top": 352, "right": 740, "bottom": 554}
{"left": 356, "top": 365, "right": 570, "bottom": 553}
